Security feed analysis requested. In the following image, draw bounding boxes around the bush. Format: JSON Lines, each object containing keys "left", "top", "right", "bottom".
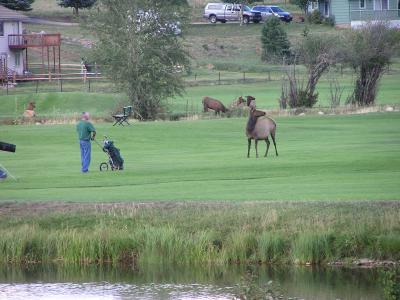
{"left": 261, "top": 17, "right": 291, "bottom": 63}
{"left": 307, "top": 10, "right": 323, "bottom": 24}
{"left": 344, "top": 22, "right": 399, "bottom": 106}
{"left": 380, "top": 268, "right": 400, "bottom": 300}
{"left": 297, "top": 90, "right": 318, "bottom": 108}
{"left": 323, "top": 16, "right": 335, "bottom": 27}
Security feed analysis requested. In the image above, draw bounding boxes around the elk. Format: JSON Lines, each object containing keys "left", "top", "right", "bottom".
{"left": 230, "top": 96, "right": 246, "bottom": 108}
{"left": 202, "top": 96, "right": 228, "bottom": 115}
{"left": 246, "top": 104, "right": 278, "bottom": 158}
{"left": 246, "top": 95, "right": 256, "bottom": 107}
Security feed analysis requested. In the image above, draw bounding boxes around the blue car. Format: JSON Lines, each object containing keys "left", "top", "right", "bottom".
{"left": 252, "top": 5, "right": 293, "bottom": 23}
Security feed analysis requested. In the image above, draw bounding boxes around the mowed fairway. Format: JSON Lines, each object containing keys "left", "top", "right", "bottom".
{"left": 1, "top": 112, "right": 399, "bottom": 201}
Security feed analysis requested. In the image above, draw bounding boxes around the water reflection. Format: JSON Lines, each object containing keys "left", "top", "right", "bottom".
{"left": 0, "top": 264, "right": 384, "bottom": 300}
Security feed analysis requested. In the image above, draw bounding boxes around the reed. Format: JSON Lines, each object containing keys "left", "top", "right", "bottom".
{"left": 0, "top": 201, "right": 398, "bottom": 266}
{"left": 292, "top": 233, "right": 333, "bottom": 264}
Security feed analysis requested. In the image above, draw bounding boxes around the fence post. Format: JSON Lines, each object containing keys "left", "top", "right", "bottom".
{"left": 60, "top": 78, "right": 63, "bottom": 92}
{"left": 194, "top": 73, "right": 197, "bottom": 81}
{"left": 186, "top": 99, "right": 189, "bottom": 117}
{"left": 243, "top": 72, "right": 246, "bottom": 82}
{"left": 35, "top": 80, "right": 39, "bottom": 93}
{"left": 268, "top": 71, "right": 271, "bottom": 81}
{"left": 88, "top": 79, "right": 91, "bottom": 92}
{"left": 218, "top": 71, "right": 221, "bottom": 85}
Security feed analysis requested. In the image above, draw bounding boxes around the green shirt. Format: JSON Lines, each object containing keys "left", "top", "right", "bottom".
{"left": 76, "top": 120, "right": 96, "bottom": 141}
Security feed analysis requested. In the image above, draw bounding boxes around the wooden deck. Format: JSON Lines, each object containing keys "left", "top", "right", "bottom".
{"left": 8, "top": 34, "right": 61, "bottom": 49}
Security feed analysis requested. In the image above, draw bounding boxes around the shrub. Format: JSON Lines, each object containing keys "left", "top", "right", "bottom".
{"left": 344, "top": 22, "right": 399, "bottom": 106}
{"left": 323, "top": 16, "right": 335, "bottom": 27}
{"left": 380, "top": 268, "right": 400, "bottom": 300}
{"left": 261, "top": 17, "right": 291, "bottom": 63}
{"left": 307, "top": 10, "right": 323, "bottom": 24}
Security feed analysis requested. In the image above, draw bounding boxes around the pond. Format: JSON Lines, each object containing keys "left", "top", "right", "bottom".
{"left": 0, "top": 263, "right": 385, "bottom": 299}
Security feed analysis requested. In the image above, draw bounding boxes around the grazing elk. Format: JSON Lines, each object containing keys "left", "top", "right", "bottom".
{"left": 246, "top": 103, "right": 278, "bottom": 158}
{"left": 202, "top": 96, "right": 228, "bottom": 115}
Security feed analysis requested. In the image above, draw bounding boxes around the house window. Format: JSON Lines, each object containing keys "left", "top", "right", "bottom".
{"left": 360, "top": 0, "right": 366, "bottom": 9}
{"left": 0, "top": 22, "right": 4, "bottom": 36}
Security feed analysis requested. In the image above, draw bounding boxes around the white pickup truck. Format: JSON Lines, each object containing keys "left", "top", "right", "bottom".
{"left": 203, "top": 3, "right": 262, "bottom": 24}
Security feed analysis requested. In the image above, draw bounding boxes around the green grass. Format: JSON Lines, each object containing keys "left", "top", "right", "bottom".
{"left": 0, "top": 92, "right": 125, "bottom": 120}
{"left": 1, "top": 70, "right": 400, "bottom": 118}
{"left": 1, "top": 113, "right": 399, "bottom": 201}
{"left": 0, "top": 201, "right": 398, "bottom": 265}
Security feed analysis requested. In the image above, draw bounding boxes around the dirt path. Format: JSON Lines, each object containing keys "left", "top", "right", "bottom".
{"left": 27, "top": 17, "right": 79, "bottom": 26}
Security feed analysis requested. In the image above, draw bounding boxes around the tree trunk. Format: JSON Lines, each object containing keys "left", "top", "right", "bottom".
{"left": 73, "top": 6, "right": 79, "bottom": 16}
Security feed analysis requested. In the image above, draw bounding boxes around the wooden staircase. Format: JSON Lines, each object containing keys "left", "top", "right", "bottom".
{"left": 0, "top": 58, "right": 14, "bottom": 84}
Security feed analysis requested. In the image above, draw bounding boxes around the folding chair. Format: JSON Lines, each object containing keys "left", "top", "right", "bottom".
{"left": 112, "top": 106, "right": 132, "bottom": 126}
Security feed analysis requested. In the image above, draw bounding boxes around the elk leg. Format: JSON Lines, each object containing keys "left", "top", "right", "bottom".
{"left": 255, "top": 139, "right": 259, "bottom": 158}
{"left": 271, "top": 133, "right": 278, "bottom": 156}
{"left": 264, "top": 138, "right": 270, "bottom": 157}
{"left": 247, "top": 138, "right": 251, "bottom": 158}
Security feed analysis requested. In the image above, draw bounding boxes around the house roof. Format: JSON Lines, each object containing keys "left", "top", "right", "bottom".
{"left": 0, "top": 5, "right": 29, "bottom": 22}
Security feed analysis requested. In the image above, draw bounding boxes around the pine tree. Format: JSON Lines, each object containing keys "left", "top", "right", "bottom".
{"left": 261, "top": 17, "right": 291, "bottom": 63}
{"left": 57, "top": 0, "right": 97, "bottom": 16}
{"left": 0, "top": 0, "right": 34, "bottom": 11}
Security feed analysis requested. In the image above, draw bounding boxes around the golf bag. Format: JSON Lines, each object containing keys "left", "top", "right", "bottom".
{"left": 103, "top": 139, "right": 124, "bottom": 170}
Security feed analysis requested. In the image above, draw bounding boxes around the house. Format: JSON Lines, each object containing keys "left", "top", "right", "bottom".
{"left": 0, "top": 5, "right": 28, "bottom": 77}
{"left": 308, "top": 0, "right": 400, "bottom": 28}
{"left": 0, "top": 5, "right": 61, "bottom": 82}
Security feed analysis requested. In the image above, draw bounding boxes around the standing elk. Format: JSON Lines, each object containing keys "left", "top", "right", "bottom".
{"left": 246, "top": 103, "right": 278, "bottom": 158}
{"left": 202, "top": 96, "right": 229, "bottom": 115}
{"left": 230, "top": 96, "right": 246, "bottom": 108}
{"left": 246, "top": 95, "right": 256, "bottom": 107}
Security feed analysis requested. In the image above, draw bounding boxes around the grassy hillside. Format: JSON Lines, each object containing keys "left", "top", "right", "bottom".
{"left": 1, "top": 113, "right": 399, "bottom": 201}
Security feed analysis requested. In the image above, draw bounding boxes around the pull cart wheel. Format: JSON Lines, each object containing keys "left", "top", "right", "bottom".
{"left": 100, "top": 162, "right": 109, "bottom": 171}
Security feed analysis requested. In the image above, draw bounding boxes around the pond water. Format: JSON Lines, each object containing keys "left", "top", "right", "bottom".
{"left": 0, "top": 263, "right": 384, "bottom": 300}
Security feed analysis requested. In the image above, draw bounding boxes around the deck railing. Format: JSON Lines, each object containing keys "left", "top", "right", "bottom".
{"left": 350, "top": 9, "right": 400, "bottom": 21}
{"left": 8, "top": 34, "right": 61, "bottom": 49}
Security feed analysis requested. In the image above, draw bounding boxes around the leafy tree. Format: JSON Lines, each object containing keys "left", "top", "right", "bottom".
{"left": 261, "top": 17, "right": 291, "bottom": 63}
{"left": 290, "top": 0, "right": 309, "bottom": 15}
{"left": 286, "top": 32, "right": 341, "bottom": 108}
{"left": 0, "top": 0, "right": 34, "bottom": 11}
{"left": 344, "top": 22, "right": 399, "bottom": 106}
{"left": 86, "top": 0, "right": 190, "bottom": 120}
{"left": 57, "top": 0, "right": 97, "bottom": 16}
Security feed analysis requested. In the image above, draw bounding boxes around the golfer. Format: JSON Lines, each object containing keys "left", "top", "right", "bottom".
{"left": 76, "top": 112, "right": 96, "bottom": 173}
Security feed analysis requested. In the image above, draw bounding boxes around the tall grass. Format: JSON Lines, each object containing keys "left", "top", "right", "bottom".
{"left": 0, "top": 202, "right": 398, "bottom": 266}
{"left": 292, "top": 233, "right": 333, "bottom": 264}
